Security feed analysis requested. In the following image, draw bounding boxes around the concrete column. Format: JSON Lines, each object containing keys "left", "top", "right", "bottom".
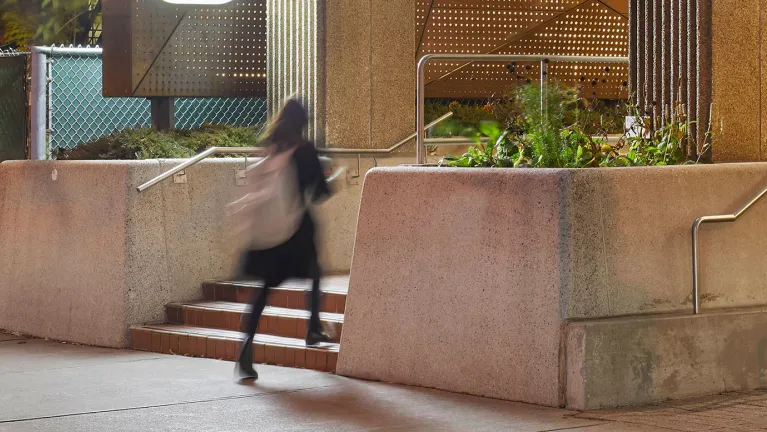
{"left": 678, "top": 0, "right": 687, "bottom": 115}
{"left": 686, "top": 0, "right": 697, "bottom": 148}
{"left": 629, "top": 0, "right": 639, "bottom": 102}
{"left": 669, "top": 0, "right": 678, "bottom": 107}
{"left": 643, "top": 0, "right": 654, "bottom": 114}
{"left": 661, "top": 0, "right": 671, "bottom": 117}
{"left": 653, "top": 0, "right": 663, "bottom": 119}
{"left": 324, "top": 0, "right": 415, "bottom": 150}
{"left": 709, "top": 0, "right": 761, "bottom": 162}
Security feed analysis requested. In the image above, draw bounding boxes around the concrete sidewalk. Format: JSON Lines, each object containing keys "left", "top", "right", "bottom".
{"left": 1, "top": 332, "right": 765, "bottom": 431}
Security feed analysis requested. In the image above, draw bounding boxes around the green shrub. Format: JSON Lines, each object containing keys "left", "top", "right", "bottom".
{"left": 440, "top": 84, "right": 707, "bottom": 169}
{"left": 54, "top": 125, "right": 262, "bottom": 160}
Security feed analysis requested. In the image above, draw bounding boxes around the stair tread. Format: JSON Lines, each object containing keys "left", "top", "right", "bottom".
{"left": 211, "top": 276, "right": 349, "bottom": 295}
{"left": 137, "top": 324, "right": 339, "bottom": 352}
{"left": 169, "top": 302, "right": 344, "bottom": 322}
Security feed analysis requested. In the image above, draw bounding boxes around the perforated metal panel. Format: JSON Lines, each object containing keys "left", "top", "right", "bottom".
{"left": 418, "top": 0, "right": 629, "bottom": 99}
{"left": 105, "top": 0, "right": 266, "bottom": 98}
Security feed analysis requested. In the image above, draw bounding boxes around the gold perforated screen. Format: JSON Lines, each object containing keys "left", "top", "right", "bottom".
{"left": 103, "top": 0, "right": 266, "bottom": 98}
{"left": 417, "top": 0, "right": 629, "bottom": 100}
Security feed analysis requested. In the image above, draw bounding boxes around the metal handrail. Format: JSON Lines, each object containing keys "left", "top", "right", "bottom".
{"left": 136, "top": 112, "right": 454, "bottom": 192}
{"left": 416, "top": 53, "right": 631, "bottom": 164}
{"left": 137, "top": 147, "right": 265, "bottom": 192}
{"left": 320, "top": 112, "right": 453, "bottom": 154}
{"left": 692, "top": 185, "right": 767, "bottom": 314}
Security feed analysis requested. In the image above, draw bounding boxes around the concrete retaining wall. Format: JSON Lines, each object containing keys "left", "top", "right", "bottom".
{"left": 0, "top": 157, "right": 395, "bottom": 347}
{"left": 566, "top": 307, "right": 767, "bottom": 410}
{"left": 337, "top": 164, "right": 767, "bottom": 407}
{"left": 0, "top": 161, "right": 167, "bottom": 347}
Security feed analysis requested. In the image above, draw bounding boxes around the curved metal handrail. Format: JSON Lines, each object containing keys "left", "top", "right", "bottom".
{"left": 137, "top": 112, "right": 454, "bottom": 192}
{"left": 692, "top": 185, "right": 767, "bottom": 314}
{"left": 321, "top": 112, "right": 453, "bottom": 155}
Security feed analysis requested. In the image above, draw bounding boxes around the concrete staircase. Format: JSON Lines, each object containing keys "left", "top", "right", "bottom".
{"left": 129, "top": 276, "right": 348, "bottom": 373}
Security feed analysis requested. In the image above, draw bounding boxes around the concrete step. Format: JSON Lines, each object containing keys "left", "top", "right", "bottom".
{"left": 130, "top": 324, "right": 339, "bottom": 373}
{"left": 202, "top": 280, "right": 348, "bottom": 314}
{"left": 166, "top": 302, "right": 343, "bottom": 343}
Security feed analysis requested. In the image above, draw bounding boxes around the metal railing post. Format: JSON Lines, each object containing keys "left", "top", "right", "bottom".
{"left": 30, "top": 48, "right": 48, "bottom": 160}
{"left": 416, "top": 55, "right": 431, "bottom": 165}
{"left": 540, "top": 59, "right": 548, "bottom": 118}
{"left": 692, "top": 219, "right": 703, "bottom": 314}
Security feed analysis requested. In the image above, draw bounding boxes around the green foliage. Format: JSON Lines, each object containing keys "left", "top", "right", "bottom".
{"left": 54, "top": 125, "right": 262, "bottom": 160}
{"left": 424, "top": 101, "right": 496, "bottom": 138}
{"left": 440, "top": 84, "right": 704, "bottom": 169}
{"left": 620, "top": 103, "right": 707, "bottom": 166}
{"left": 1, "top": 0, "right": 99, "bottom": 48}
{"left": 425, "top": 90, "right": 626, "bottom": 139}
{"left": 518, "top": 84, "right": 574, "bottom": 167}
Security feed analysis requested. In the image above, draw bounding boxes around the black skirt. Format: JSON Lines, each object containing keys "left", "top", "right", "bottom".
{"left": 237, "top": 141, "right": 328, "bottom": 285}
{"left": 237, "top": 212, "right": 319, "bottom": 284}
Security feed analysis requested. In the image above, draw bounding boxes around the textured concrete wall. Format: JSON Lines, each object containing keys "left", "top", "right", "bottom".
{"left": 562, "top": 164, "right": 767, "bottom": 317}
{"left": 338, "top": 163, "right": 767, "bottom": 407}
{"left": 0, "top": 159, "right": 366, "bottom": 347}
{"left": 0, "top": 161, "right": 168, "bottom": 348}
{"left": 338, "top": 167, "right": 566, "bottom": 406}
{"left": 566, "top": 307, "right": 767, "bottom": 409}
{"left": 324, "top": 0, "right": 415, "bottom": 150}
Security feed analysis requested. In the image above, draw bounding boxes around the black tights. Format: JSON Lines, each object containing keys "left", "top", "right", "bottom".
{"left": 242, "top": 259, "right": 323, "bottom": 341}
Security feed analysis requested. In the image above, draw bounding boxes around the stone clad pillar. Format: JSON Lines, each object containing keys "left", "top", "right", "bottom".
{"left": 323, "top": 0, "right": 416, "bottom": 150}
{"left": 268, "top": 0, "right": 416, "bottom": 150}
{"left": 710, "top": 0, "right": 762, "bottom": 162}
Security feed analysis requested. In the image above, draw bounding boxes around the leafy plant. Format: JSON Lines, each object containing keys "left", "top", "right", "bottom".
{"left": 439, "top": 84, "right": 706, "bottom": 169}
{"left": 619, "top": 102, "right": 707, "bottom": 166}
{"left": 425, "top": 90, "right": 626, "bottom": 139}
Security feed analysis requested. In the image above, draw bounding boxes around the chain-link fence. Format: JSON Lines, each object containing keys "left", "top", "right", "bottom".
{"left": 36, "top": 46, "right": 267, "bottom": 153}
{"left": 0, "top": 49, "right": 29, "bottom": 162}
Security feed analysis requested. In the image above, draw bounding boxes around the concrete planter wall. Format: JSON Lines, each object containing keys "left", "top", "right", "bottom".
{"left": 0, "top": 158, "right": 384, "bottom": 348}
{"left": 338, "top": 164, "right": 767, "bottom": 408}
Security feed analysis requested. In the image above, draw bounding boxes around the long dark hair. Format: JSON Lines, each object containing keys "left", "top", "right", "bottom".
{"left": 263, "top": 98, "right": 308, "bottom": 152}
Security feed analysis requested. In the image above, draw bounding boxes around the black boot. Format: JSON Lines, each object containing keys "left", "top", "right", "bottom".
{"left": 235, "top": 337, "right": 258, "bottom": 380}
{"left": 305, "top": 327, "right": 333, "bottom": 347}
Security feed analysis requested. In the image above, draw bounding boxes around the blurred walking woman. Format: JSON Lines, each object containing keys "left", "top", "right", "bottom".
{"left": 230, "top": 99, "right": 333, "bottom": 380}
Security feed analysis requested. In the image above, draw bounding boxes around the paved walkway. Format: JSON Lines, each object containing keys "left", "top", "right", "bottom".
{"left": 1, "top": 332, "right": 766, "bottom": 431}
